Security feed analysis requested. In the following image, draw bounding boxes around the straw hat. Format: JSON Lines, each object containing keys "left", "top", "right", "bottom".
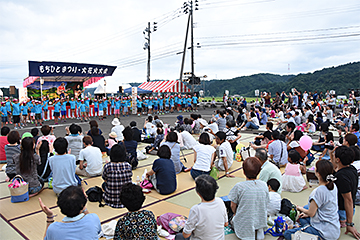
{"left": 109, "top": 132, "right": 117, "bottom": 138}
{"left": 111, "top": 118, "right": 120, "bottom": 125}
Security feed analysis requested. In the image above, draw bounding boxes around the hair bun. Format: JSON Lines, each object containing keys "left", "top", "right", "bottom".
{"left": 326, "top": 174, "right": 337, "bottom": 182}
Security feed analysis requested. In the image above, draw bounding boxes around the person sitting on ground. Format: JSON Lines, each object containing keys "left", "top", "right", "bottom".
{"left": 250, "top": 122, "right": 273, "bottom": 150}
{"left": 256, "top": 148, "right": 282, "bottom": 194}
{"left": 37, "top": 140, "right": 52, "bottom": 182}
{"left": 312, "top": 122, "right": 328, "bottom": 152}
{"left": 102, "top": 144, "right": 132, "bottom": 208}
{"left": 36, "top": 125, "right": 56, "bottom": 149}
{"left": 350, "top": 123, "right": 360, "bottom": 147}
{"left": 39, "top": 185, "right": 101, "bottom": 240}
{"left": 143, "top": 116, "right": 156, "bottom": 143}
{"left": 160, "top": 131, "right": 188, "bottom": 174}
{"left": 86, "top": 120, "right": 102, "bottom": 136}
{"left": 349, "top": 146, "right": 360, "bottom": 205}
{"left": 13, "top": 137, "right": 44, "bottom": 197}
{"left": 130, "top": 121, "right": 141, "bottom": 142}
{"left": 31, "top": 127, "right": 40, "bottom": 146}
{"left": 283, "top": 160, "right": 340, "bottom": 240}
{"left": 120, "top": 126, "right": 138, "bottom": 169}
{"left": 284, "top": 122, "right": 296, "bottom": 144}
{"left": 224, "top": 120, "right": 241, "bottom": 151}
{"left": 114, "top": 183, "right": 157, "bottom": 239}
{"left": 276, "top": 112, "right": 295, "bottom": 131}
{"left": 106, "top": 132, "right": 118, "bottom": 149}
{"left": 0, "top": 126, "right": 10, "bottom": 164}
{"left": 190, "top": 114, "right": 201, "bottom": 134}
{"left": 89, "top": 125, "right": 108, "bottom": 154}
{"left": 183, "top": 118, "right": 193, "bottom": 133}
{"left": 216, "top": 111, "right": 227, "bottom": 132}
{"left": 65, "top": 124, "right": 83, "bottom": 161}
{"left": 319, "top": 132, "right": 334, "bottom": 160}
{"left": 282, "top": 150, "right": 306, "bottom": 192}
{"left": 49, "top": 137, "right": 79, "bottom": 195}
{"left": 212, "top": 131, "right": 234, "bottom": 177}
{"left": 260, "top": 108, "right": 268, "bottom": 125}
{"left": 5, "top": 130, "right": 20, "bottom": 180}
{"left": 331, "top": 146, "right": 360, "bottom": 238}
{"left": 189, "top": 133, "right": 216, "bottom": 180}
{"left": 146, "top": 145, "right": 177, "bottom": 195}
{"left": 146, "top": 128, "right": 164, "bottom": 155}
{"left": 111, "top": 118, "right": 124, "bottom": 141}
{"left": 179, "top": 125, "right": 198, "bottom": 150}
{"left": 239, "top": 111, "right": 260, "bottom": 130}
{"left": 267, "top": 178, "right": 281, "bottom": 217}
{"left": 76, "top": 136, "right": 103, "bottom": 177}
{"left": 228, "top": 157, "right": 269, "bottom": 240}
{"left": 175, "top": 175, "right": 228, "bottom": 240}
{"left": 268, "top": 131, "right": 288, "bottom": 167}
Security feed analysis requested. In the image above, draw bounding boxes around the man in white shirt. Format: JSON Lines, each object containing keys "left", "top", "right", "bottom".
{"left": 179, "top": 127, "right": 198, "bottom": 150}
{"left": 75, "top": 136, "right": 103, "bottom": 177}
{"left": 268, "top": 131, "right": 288, "bottom": 167}
{"left": 212, "top": 131, "right": 234, "bottom": 177}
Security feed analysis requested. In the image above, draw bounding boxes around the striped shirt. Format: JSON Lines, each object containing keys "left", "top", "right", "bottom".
{"left": 102, "top": 162, "right": 132, "bottom": 208}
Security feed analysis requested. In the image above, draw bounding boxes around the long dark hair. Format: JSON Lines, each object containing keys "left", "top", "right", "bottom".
{"left": 316, "top": 160, "right": 335, "bottom": 190}
{"left": 91, "top": 126, "right": 99, "bottom": 136}
{"left": 19, "top": 137, "right": 35, "bottom": 174}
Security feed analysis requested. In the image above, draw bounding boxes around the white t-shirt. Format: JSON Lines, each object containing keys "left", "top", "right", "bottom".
{"left": 78, "top": 146, "right": 103, "bottom": 176}
{"left": 181, "top": 131, "right": 199, "bottom": 150}
{"left": 278, "top": 111, "right": 284, "bottom": 120}
{"left": 268, "top": 191, "right": 281, "bottom": 216}
{"left": 217, "top": 141, "right": 233, "bottom": 171}
{"left": 111, "top": 125, "right": 124, "bottom": 141}
{"left": 183, "top": 197, "right": 228, "bottom": 240}
{"left": 193, "top": 144, "right": 216, "bottom": 172}
{"left": 288, "top": 141, "right": 300, "bottom": 149}
{"left": 251, "top": 117, "right": 259, "bottom": 126}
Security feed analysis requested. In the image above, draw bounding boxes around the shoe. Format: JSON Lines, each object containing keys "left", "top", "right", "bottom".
{"left": 157, "top": 226, "right": 169, "bottom": 237}
{"left": 14, "top": 127, "right": 18, "bottom": 129}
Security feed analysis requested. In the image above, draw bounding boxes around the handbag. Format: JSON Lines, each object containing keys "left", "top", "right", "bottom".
{"left": 291, "top": 229, "right": 319, "bottom": 240}
{"left": 210, "top": 166, "right": 219, "bottom": 180}
{"left": 8, "top": 175, "right": 29, "bottom": 203}
{"left": 140, "top": 179, "right": 153, "bottom": 189}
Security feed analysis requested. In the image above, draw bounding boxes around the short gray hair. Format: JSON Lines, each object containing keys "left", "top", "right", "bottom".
{"left": 255, "top": 148, "right": 267, "bottom": 162}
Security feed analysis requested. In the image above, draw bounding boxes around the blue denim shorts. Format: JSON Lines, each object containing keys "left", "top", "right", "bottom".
{"left": 338, "top": 208, "right": 355, "bottom": 221}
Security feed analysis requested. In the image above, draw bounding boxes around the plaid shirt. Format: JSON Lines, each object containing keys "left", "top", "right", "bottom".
{"left": 102, "top": 162, "right": 132, "bottom": 208}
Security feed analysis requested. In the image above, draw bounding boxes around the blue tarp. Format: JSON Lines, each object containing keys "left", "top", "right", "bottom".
{"left": 124, "top": 87, "right": 152, "bottom": 94}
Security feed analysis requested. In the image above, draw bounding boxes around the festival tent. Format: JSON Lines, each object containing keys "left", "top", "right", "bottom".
{"left": 138, "top": 80, "right": 191, "bottom": 93}
{"left": 23, "top": 61, "right": 117, "bottom": 89}
{"left": 123, "top": 87, "right": 152, "bottom": 95}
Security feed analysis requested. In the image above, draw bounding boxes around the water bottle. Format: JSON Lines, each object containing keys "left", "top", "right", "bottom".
{"left": 289, "top": 206, "right": 297, "bottom": 223}
{"left": 136, "top": 176, "right": 140, "bottom": 185}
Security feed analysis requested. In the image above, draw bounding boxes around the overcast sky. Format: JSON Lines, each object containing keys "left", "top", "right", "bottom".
{"left": 0, "top": 0, "right": 359, "bottom": 90}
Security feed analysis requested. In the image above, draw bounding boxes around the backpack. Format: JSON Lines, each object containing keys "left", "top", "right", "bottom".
{"left": 85, "top": 186, "right": 104, "bottom": 207}
{"left": 279, "top": 198, "right": 295, "bottom": 217}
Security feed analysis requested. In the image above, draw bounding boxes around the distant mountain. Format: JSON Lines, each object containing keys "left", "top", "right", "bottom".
{"left": 129, "top": 62, "right": 360, "bottom": 97}
{"left": 200, "top": 61, "right": 360, "bottom": 97}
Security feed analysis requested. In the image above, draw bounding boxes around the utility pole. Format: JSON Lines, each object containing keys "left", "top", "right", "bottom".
{"left": 179, "top": 1, "right": 198, "bottom": 92}
{"left": 143, "top": 22, "right": 157, "bottom": 82}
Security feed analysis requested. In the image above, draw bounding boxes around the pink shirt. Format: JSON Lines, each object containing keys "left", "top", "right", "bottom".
{"left": 0, "top": 136, "right": 9, "bottom": 162}
{"left": 37, "top": 135, "right": 56, "bottom": 146}
{"left": 284, "top": 163, "right": 301, "bottom": 176}
{"left": 270, "top": 110, "right": 276, "bottom": 118}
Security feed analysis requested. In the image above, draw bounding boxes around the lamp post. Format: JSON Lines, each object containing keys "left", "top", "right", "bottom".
{"left": 104, "top": 79, "right": 107, "bottom": 98}
{"left": 40, "top": 77, "right": 44, "bottom": 100}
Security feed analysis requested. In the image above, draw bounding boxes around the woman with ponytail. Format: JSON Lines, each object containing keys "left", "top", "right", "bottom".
{"left": 284, "top": 160, "right": 340, "bottom": 240}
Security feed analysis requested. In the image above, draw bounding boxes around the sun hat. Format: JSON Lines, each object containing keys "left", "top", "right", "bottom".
{"left": 109, "top": 132, "right": 117, "bottom": 138}
{"left": 111, "top": 118, "right": 120, "bottom": 125}
{"left": 198, "top": 118, "right": 208, "bottom": 127}
{"left": 22, "top": 132, "right": 33, "bottom": 139}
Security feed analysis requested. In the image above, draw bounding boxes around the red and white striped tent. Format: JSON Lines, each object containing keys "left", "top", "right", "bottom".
{"left": 138, "top": 80, "right": 191, "bottom": 93}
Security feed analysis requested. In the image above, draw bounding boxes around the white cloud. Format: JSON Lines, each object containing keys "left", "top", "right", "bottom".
{"left": 0, "top": 0, "right": 359, "bottom": 91}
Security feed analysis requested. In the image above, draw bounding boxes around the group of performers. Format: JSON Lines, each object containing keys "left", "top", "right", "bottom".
{"left": 0, "top": 93, "right": 200, "bottom": 128}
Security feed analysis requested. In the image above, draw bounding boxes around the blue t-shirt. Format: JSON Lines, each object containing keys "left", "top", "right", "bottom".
{"left": 0, "top": 106, "right": 7, "bottom": 116}
{"left": 148, "top": 100, "right": 153, "bottom": 107}
{"left": 94, "top": 102, "right": 98, "bottom": 108}
{"left": 61, "top": 102, "right": 67, "bottom": 111}
{"left": 12, "top": 103, "right": 20, "bottom": 115}
{"left": 29, "top": 103, "right": 36, "bottom": 112}
{"left": 35, "top": 104, "right": 42, "bottom": 114}
{"left": 165, "top": 98, "right": 170, "bottom": 105}
{"left": 80, "top": 103, "right": 86, "bottom": 112}
{"left": 159, "top": 99, "right": 163, "bottom": 106}
{"left": 192, "top": 96, "right": 198, "bottom": 104}
{"left": 45, "top": 213, "right": 101, "bottom": 240}
{"left": 48, "top": 154, "right": 78, "bottom": 194}
{"left": 85, "top": 100, "right": 90, "bottom": 108}
{"left": 136, "top": 100, "right": 142, "bottom": 108}
{"left": 111, "top": 100, "right": 115, "bottom": 107}
{"left": 5, "top": 102, "right": 11, "bottom": 111}
{"left": 69, "top": 100, "right": 76, "bottom": 109}
{"left": 115, "top": 101, "right": 120, "bottom": 109}
{"left": 152, "top": 158, "right": 177, "bottom": 195}
{"left": 103, "top": 100, "right": 108, "bottom": 108}
{"left": 98, "top": 103, "right": 103, "bottom": 111}
{"left": 43, "top": 100, "right": 49, "bottom": 110}
{"left": 143, "top": 99, "right": 148, "bottom": 107}
{"left": 21, "top": 105, "right": 28, "bottom": 115}
{"left": 153, "top": 99, "right": 158, "bottom": 106}
{"left": 54, "top": 102, "right": 61, "bottom": 113}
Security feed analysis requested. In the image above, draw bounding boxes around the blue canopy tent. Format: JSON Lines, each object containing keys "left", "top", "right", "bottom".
{"left": 123, "top": 87, "right": 152, "bottom": 95}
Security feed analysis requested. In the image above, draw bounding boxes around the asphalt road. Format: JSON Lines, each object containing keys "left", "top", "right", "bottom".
{"left": 9, "top": 107, "right": 220, "bottom": 139}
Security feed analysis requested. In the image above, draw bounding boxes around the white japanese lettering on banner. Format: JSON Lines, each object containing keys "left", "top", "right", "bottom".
{"left": 38, "top": 65, "right": 109, "bottom": 75}
{"left": 132, "top": 87, "right": 137, "bottom": 115}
